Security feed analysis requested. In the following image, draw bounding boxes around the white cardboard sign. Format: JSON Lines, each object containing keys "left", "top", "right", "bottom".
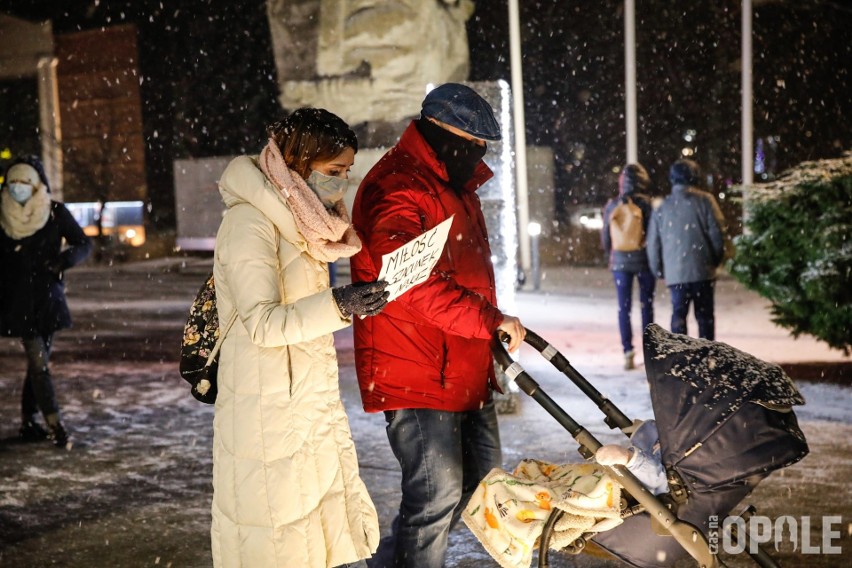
{"left": 377, "top": 215, "right": 454, "bottom": 302}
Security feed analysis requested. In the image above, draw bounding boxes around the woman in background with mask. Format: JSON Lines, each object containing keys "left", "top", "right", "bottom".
{"left": 0, "top": 155, "right": 92, "bottom": 448}
{"left": 210, "top": 108, "right": 387, "bottom": 568}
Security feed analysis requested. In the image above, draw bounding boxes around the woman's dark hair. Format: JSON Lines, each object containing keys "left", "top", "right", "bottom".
{"left": 267, "top": 108, "right": 358, "bottom": 180}
{"left": 619, "top": 163, "right": 651, "bottom": 195}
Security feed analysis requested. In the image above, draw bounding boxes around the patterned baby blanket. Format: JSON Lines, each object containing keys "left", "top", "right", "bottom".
{"left": 463, "top": 459, "right": 624, "bottom": 568}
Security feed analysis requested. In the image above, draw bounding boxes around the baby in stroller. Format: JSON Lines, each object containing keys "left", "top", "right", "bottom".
{"left": 595, "top": 420, "right": 666, "bottom": 496}
{"left": 593, "top": 325, "right": 809, "bottom": 568}
{"left": 466, "top": 324, "right": 809, "bottom": 568}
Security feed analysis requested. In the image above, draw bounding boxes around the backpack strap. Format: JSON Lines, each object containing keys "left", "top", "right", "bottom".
{"left": 203, "top": 222, "right": 279, "bottom": 370}
{"left": 203, "top": 310, "right": 238, "bottom": 370}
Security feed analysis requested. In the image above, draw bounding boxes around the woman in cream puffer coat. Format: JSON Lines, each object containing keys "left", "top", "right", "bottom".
{"left": 211, "top": 109, "right": 385, "bottom": 568}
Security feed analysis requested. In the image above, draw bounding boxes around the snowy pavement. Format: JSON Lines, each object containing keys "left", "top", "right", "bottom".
{"left": 0, "top": 258, "right": 849, "bottom": 567}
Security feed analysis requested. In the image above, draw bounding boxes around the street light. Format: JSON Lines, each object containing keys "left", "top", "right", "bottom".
{"left": 682, "top": 129, "right": 697, "bottom": 157}
{"left": 528, "top": 221, "right": 541, "bottom": 291}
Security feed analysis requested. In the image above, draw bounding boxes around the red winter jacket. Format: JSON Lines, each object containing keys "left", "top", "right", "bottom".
{"left": 351, "top": 121, "right": 504, "bottom": 413}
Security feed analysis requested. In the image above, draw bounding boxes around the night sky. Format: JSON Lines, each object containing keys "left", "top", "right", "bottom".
{"left": 1, "top": 0, "right": 850, "bottom": 229}
{"left": 468, "top": 1, "right": 852, "bottom": 215}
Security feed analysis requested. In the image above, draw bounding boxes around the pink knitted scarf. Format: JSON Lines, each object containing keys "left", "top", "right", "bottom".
{"left": 259, "top": 138, "right": 361, "bottom": 263}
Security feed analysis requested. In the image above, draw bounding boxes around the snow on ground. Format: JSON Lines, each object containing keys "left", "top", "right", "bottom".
{"left": 0, "top": 259, "right": 848, "bottom": 567}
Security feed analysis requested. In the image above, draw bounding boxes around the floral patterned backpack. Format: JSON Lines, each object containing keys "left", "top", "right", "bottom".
{"left": 180, "top": 273, "right": 237, "bottom": 404}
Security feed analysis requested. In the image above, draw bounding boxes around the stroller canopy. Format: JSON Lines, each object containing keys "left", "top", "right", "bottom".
{"left": 594, "top": 325, "right": 809, "bottom": 568}
{"left": 643, "top": 324, "right": 808, "bottom": 492}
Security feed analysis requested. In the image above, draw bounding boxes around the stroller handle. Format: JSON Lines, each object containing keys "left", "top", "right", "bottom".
{"left": 496, "top": 329, "right": 635, "bottom": 433}
{"left": 492, "top": 333, "right": 587, "bottom": 442}
{"left": 491, "top": 331, "right": 719, "bottom": 568}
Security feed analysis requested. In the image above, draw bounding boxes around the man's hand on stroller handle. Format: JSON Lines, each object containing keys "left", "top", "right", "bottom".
{"left": 497, "top": 315, "right": 526, "bottom": 353}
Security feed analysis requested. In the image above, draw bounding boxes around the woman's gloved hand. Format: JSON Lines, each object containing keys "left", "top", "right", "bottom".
{"left": 595, "top": 445, "right": 632, "bottom": 466}
{"left": 332, "top": 280, "right": 389, "bottom": 317}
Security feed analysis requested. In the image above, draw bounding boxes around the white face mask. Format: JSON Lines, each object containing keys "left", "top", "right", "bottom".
{"left": 7, "top": 183, "right": 34, "bottom": 204}
{"left": 306, "top": 170, "right": 349, "bottom": 207}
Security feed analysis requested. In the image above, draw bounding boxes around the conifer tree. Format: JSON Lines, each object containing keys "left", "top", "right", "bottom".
{"left": 729, "top": 153, "right": 852, "bottom": 354}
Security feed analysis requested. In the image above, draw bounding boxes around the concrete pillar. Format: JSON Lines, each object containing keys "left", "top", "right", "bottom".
{"left": 37, "top": 56, "right": 62, "bottom": 201}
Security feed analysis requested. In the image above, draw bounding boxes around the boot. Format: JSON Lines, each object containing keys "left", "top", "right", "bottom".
{"left": 624, "top": 350, "right": 635, "bottom": 371}
{"left": 46, "top": 414, "right": 71, "bottom": 449}
{"left": 48, "top": 422, "right": 70, "bottom": 448}
{"left": 19, "top": 418, "right": 49, "bottom": 442}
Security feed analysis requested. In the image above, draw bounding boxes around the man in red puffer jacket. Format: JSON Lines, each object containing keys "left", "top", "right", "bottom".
{"left": 351, "top": 83, "right": 525, "bottom": 568}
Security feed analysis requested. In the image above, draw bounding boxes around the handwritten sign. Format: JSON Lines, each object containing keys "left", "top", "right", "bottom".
{"left": 378, "top": 215, "right": 454, "bottom": 302}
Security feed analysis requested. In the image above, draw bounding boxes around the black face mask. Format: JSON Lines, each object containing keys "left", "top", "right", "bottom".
{"left": 416, "top": 118, "right": 487, "bottom": 190}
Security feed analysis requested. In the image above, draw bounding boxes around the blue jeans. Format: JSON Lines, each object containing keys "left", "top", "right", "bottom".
{"left": 329, "top": 262, "right": 338, "bottom": 287}
{"left": 368, "top": 401, "right": 502, "bottom": 568}
{"left": 21, "top": 335, "right": 59, "bottom": 420}
{"left": 612, "top": 269, "right": 656, "bottom": 353}
{"left": 669, "top": 280, "right": 716, "bottom": 340}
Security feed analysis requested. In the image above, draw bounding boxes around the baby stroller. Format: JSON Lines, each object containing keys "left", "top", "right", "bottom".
{"left": 487, "top": 323, "right": 809, "bottom": 568}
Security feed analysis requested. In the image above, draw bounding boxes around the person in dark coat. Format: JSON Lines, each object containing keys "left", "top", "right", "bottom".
{"left": 0, "top": 155, "right": 92, "bottom": 447}
{"left": 646, "top": 159, "right": 728, "bottom": 340}
{"left": 601, "top": 163, "right": 656, "bottom": 370}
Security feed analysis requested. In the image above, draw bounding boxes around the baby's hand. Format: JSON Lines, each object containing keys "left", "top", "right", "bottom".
{"left": 595, "top": 445, "right": 631, "bottom": 466}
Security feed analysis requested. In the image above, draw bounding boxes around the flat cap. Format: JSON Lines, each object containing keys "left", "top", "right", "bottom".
{"left": 421, "top": 83, "right": 501, "bottom": 141}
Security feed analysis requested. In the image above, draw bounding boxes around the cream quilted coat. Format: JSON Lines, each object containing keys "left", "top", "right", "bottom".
{"left": 211, "top": 156, "right": 379, "bottom": 567}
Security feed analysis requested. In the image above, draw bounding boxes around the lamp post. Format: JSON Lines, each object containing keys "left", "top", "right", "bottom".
{"left": 742, "top": 0, "right": 754, "bottom": 187}
{"left": 624, "top": 0, "right": 638, "bottom": 163}
{"left": 508, "top": 0, "right": 531, "bottom": 278}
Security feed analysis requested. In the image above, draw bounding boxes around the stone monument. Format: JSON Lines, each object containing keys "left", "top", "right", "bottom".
{"left": 267, "top": 1, "right": 523, "bottom": 411}
{"left": 267, "top": 0, "right": 474, "bottom": 143}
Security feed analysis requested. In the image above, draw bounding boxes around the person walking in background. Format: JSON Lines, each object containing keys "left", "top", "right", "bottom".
{"left": 646, "top": 159, "right": 729, "bottom": 340}
{"left": 0, "top": 155, "right": 92, "bottom": 448}
{"left": 211, "top": 108, "right": 388, "bottom": 568}
{"left": 601, "top": 163, "right": 656, "bottom": 370}
{"left": 350, "top": 83, "right": 526, "bottom": 568}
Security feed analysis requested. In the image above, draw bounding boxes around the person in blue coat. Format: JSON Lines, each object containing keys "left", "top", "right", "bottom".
{"left": 0, "top": 155, "right": 92, "bottom": 447}
{"left": 601, "top": 163, "right": 656, "bottom": 370}
{"left": 646, "top": 159, "right": 728, "bottom": 340}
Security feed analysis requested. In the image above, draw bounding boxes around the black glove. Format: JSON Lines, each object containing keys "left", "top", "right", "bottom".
{"left": 332, "top": 281, "right": 389, "bottom": 317}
